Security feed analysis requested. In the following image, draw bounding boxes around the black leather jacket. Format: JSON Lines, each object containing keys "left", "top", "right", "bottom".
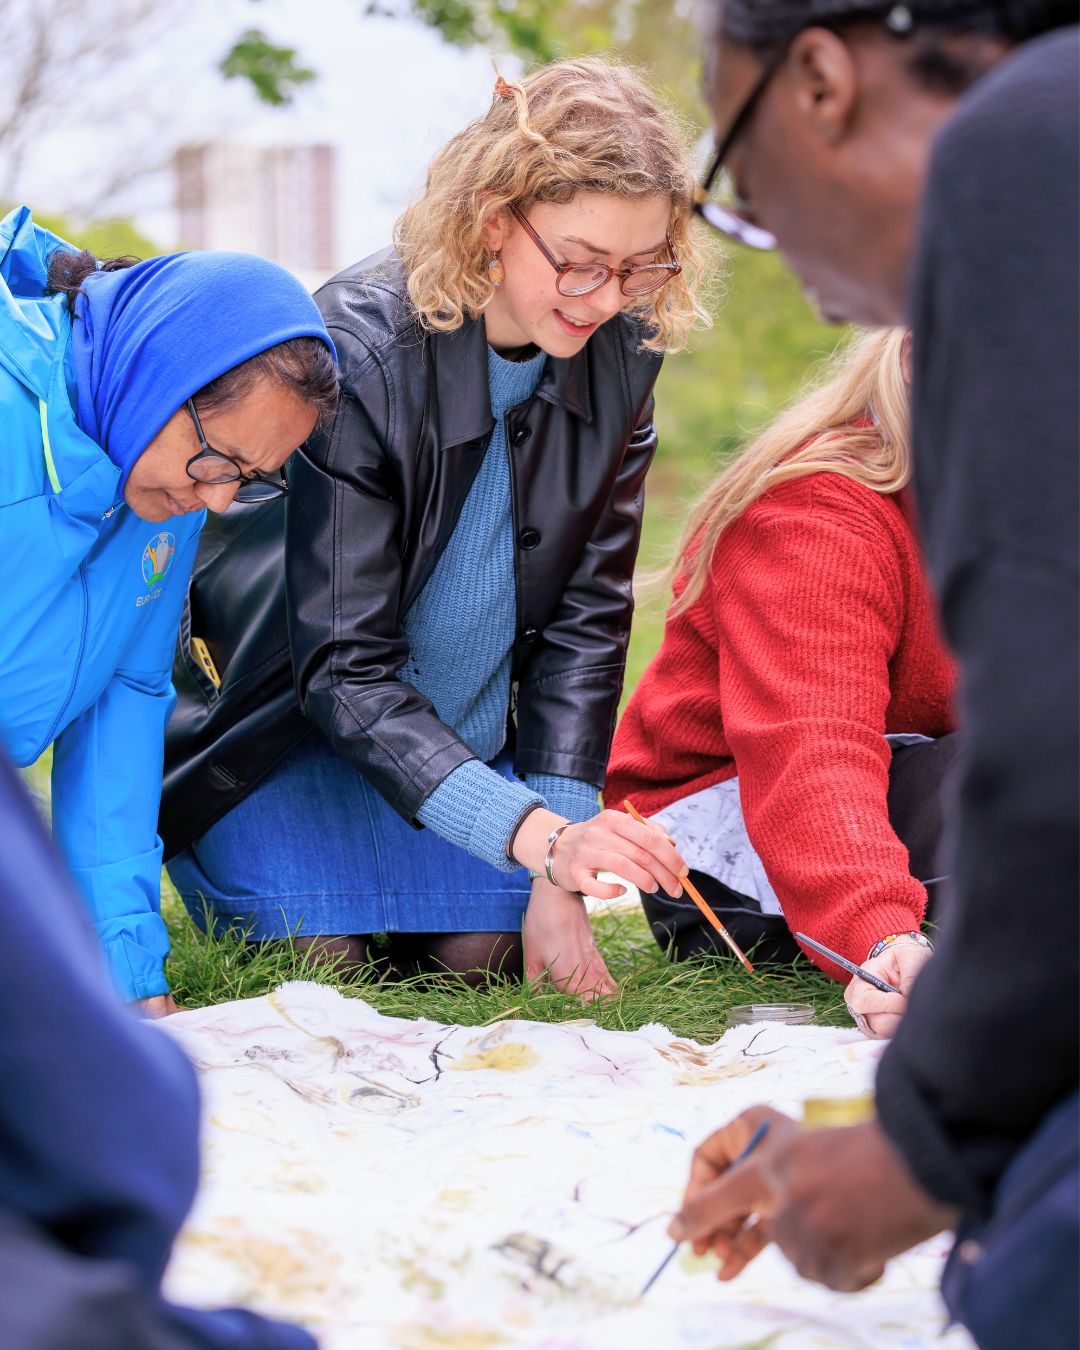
{"left": 161, "top": 252, "right": 662, "bottom": 855}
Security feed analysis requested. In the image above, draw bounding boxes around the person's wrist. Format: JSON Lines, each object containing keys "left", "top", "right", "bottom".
{"left": 510, "top": 806, "right": 566, "bottom": 872}
{"left": 506, "top": 801, "right": 544, "bottom": 863}
{"left": 866, "top": 931, "right": 934, "bottom": 962}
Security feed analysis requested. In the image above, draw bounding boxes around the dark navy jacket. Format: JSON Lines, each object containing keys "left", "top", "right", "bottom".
{"left": 0, "top": 749, "right": 314, "bottom": 1348}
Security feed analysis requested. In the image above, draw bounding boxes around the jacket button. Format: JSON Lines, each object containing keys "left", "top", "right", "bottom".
{"left": 511, "top": 425, "right": 531, "bottom": 446}
{"left": 519, "top": 527, "right": 541, "bottom": 550}
{"left": 521, "top": 626, "right": 539, "bottom": 643}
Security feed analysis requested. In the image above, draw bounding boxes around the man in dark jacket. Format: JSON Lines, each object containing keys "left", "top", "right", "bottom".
{"left": 0, "top": 749, "right": 313, "bottom": 1350}
{"left": 669, "top": 5, "right": 1079, "bottom": 1348}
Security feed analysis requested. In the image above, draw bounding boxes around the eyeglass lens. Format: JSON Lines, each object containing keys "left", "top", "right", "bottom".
{"left": 188, "top": 452, "right": 286, "bottom": 501}
{"left": 556, "top": 266, "right": 676, "bottom": 298}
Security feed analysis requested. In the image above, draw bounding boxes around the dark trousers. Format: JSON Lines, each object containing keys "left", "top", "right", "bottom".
{"left": 641, "top": 733, "right": 962, "bottom": 964}
{"left": 942, "top": 1090, "right": 1079, "bottom": 1350}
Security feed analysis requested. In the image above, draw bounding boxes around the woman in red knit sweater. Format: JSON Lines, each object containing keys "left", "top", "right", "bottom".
{"left": 606, "top": 329, "right": 958, "bottom": 1037}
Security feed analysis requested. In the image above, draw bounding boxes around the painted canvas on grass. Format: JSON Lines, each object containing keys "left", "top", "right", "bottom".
{"left": 162, "top": 984, "right": 974, "bottom": 1349}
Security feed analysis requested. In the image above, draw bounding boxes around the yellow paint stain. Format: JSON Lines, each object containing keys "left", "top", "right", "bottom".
{"left": 393, "top": 1326, "right": 507, "bottom": 1350}
{"left": 666, "top": 1058, "right": 766, "bottom": 1090}
{"left": 678, "top": 1246, "right": 722, "bottom": 1277}
{"left": 656, "top": 1048, "right": 767, "bottom": 1087}
{"left": 435, "top": 1188, "right": 478, "bottom": 1213}
{"left": 179, "top": 1222, "right": 340, "bottom": 1305}
{"left": 449, "top": 1042, "right": 540, "bottom": 1073}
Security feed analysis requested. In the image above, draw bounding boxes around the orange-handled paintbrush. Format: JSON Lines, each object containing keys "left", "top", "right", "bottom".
{"left": 623, "top": 798, "right": 754, "bottom": 973}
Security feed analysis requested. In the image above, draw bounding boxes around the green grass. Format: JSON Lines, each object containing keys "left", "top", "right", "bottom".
{"left": 162, "top": 884, "right": 844, "bottom": 1039}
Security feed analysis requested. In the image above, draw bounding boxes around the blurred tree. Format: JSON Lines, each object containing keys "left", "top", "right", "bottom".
{"left": 27, "top": 209, "right": 163, "bottom": 259}
{"left": 218, "top": 26, "right": 317, "bottom": 105}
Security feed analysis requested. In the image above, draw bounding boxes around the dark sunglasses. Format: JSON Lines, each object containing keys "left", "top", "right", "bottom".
{"left": 185, "top": 400, "right": 290, "bottom": 504}
{"left": 508, "top": 203, "right": 682, "bottom": 297}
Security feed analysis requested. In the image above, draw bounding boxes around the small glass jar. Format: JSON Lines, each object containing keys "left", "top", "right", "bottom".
{"left": 727, "top": 1003, "right": 815, "bottom": 1027}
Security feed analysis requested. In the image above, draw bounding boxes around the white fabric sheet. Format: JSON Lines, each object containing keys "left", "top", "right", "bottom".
{"left": 162, "top": 983, "right": 974, "bottom": 1350}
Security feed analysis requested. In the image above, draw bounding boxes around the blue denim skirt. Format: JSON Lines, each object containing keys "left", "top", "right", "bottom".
{"left": 167, "top": 734, "right": 531, "bottom": 938}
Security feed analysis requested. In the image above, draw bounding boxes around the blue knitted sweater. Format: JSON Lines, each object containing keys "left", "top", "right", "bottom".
{"left": 404, "top": 345, "right": 599, "bottom": 869}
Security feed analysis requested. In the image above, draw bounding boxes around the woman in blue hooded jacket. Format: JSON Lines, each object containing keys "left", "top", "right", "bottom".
{"left": 0, "top": 206, "right": 337, "bottom": 1015}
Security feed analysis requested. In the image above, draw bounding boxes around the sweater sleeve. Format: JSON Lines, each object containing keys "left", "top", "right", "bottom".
{"left": 711, "top": 478, "right": 928, "bottom": 974}
{"left": 526, "top": 773, "right": 599, "bottom": 825}
{"left": 416, "top": 760, "right": 541, "bottom": 872}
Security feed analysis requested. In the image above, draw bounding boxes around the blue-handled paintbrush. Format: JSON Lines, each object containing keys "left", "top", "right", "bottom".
{"left": 794, "top": 932, "right": 903, "bottom": 995}
{"left": 639, "top": 1120, "right": 771, "bottom": 1298}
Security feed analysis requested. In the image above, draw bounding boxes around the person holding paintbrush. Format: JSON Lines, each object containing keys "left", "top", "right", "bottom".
{"left": 161, "top": 58, "right": 707, "bottom": 998}
{"left": 607, "top": 327, "right": 958, "bottom": 1037}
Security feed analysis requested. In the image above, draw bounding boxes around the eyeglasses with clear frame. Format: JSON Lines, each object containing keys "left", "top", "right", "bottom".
{"left": 184, "top": 399, "right": 290, "bottom": 504}
{"left": 692, "top": 60, "right": 782, "bottom": 251}
{"left": 507, "top": 203, "right": 682, "bottom": 297}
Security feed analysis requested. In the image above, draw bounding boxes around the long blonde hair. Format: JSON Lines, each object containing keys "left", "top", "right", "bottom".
{"left": 671, "top": 328, "right": 911, "bottom": 613}
{"left": 394, "top": 57, "right": 710, "bottom": 354}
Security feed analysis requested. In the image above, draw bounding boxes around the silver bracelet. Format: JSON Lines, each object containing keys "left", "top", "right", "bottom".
{"left": 866, "top": 930, "right": 934, "bottom": 962}
{"left": 544, "top": 824, "right": 570, "bottom": 888}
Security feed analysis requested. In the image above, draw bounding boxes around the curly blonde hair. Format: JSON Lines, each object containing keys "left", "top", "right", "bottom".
{"left": 670, "top": 328, "right": 911, "bottom": 612}
{"left": 394, "top": 57, "right": 710, "bottom": 354}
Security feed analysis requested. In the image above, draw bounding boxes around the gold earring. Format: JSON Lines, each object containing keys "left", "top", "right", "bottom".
{"left": 487, "top": 252, "right": 505, "bottom": 288}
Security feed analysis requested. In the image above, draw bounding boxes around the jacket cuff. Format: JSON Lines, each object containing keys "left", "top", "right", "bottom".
{"left": 67, "top": 847, "right": 172, "bottom": 1002}
{"left": 416, "top": 760, "right": 541, "bottom": 872}
{"left": 875, "top": 1036, "right": 986, "bottom": 1216}
{"left": 96, "top": 917, "right": 172, "bottom": 1002}
{"left": 526, "top": 773, "right": 599, "bottom": 825}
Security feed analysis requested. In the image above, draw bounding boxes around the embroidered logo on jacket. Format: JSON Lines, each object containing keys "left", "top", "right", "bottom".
{"left": 141, "top": 532, "right": 176, "bottom": 587}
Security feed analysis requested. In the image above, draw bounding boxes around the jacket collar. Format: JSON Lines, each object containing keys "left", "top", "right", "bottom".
{"left": 429, "top": 313, "right": 593, "bottom": 448}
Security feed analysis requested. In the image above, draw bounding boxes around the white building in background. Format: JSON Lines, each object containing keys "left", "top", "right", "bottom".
{"left": 174, "top": 141, "right": 337, "bottom": 290}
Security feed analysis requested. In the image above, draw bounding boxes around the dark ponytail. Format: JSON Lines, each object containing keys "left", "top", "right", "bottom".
{"left": 46, "top": 247, "right": 139, "bottom": 311}
{"left": 46, "top": 246, "right": 339, "bottom": 427}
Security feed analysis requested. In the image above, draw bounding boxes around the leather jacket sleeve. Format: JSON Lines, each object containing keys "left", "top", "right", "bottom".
{"left": 285, "top": 336, "right": 478, "bottom": 823}
{"left": 512, "top": 395, "right": 658, "bottom": 788}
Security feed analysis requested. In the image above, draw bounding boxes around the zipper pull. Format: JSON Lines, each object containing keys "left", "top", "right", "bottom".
{"left": 101, "top": 504, "right": 119, "bottom": 520}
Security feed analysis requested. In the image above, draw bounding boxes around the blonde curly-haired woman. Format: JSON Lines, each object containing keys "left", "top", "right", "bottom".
{"left": 607, "top": 330, "right": 959, "bottom": 1037}
{"left": 163, "top": 58, "right": 709, "bottom": 998}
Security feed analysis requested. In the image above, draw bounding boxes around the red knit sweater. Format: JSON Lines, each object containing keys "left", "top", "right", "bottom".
{"left": 606, "top": 472, "right": 957, "bottom": 978}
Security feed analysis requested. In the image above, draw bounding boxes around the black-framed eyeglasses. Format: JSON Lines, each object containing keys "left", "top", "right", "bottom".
{"left": 508, "top": 203, "right": 682, "bottom": 297}
{"left": 693, "top": 60, "right": 782, "bottom": 251}
{"left": 185, "top": 400, "right": 290, "bottom": 504}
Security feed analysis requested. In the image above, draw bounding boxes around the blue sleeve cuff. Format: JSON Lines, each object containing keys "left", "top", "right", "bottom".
{"left": 67, "top": 842, "right": 172, "bottom": 1002}
{"left": 417, "top": 760, "right": 542, "bottom": 872}
{"left": 526, "top": 773, "right": 599, "bottom": 825}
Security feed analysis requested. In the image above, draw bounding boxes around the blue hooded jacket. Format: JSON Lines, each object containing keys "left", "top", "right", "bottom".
{"left": 0, "top": 207, "right": 331, "bottom": 1002}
